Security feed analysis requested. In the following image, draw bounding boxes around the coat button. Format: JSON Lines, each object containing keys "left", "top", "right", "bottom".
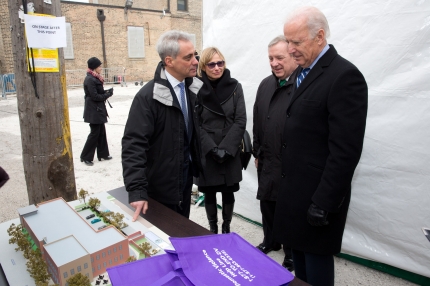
{"left": 286, "top": 113, "right": 290, "bottom": 118}
{"left": 281, "top": 173, "right": 285, "bottom": 178}
{"left": 282, "top": 143, "right": 286, "bottom": 148}
{"left": 267, "top": 116, "right": 270, "bottom": 119}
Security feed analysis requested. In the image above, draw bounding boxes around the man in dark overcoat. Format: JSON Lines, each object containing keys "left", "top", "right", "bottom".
{"left": 252, "top": 35, "right": 297, "bottom": 271}
{"left": 273, "top": 7, "right": 368, "bottom": 286}
{"left": 122, "top": 30, "right": 203, "bottom": 221}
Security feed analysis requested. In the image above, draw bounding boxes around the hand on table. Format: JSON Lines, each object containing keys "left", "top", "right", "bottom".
{"left": 130, "top": 200, "right": 148, "bottom": 222}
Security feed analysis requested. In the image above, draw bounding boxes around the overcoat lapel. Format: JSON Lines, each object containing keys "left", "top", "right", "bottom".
{"left": 288, "top": 45, "right": 338, "bottom": 109}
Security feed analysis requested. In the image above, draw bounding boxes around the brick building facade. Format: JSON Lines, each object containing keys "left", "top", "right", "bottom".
{"left": 0, "top": 0, "right": 202, "bottom": 82}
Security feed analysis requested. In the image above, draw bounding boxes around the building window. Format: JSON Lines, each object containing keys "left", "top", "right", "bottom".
{"left": 102, "top": 252, "right": 105, "bottom": 258}
{"left": 63, "top": 272, "right": 68, "bottom": 278}
{"left": 119, "top": 245, "right": 122, "bottom": 250}
{"left": 77, "top": 266, "right": 81, "bottom": 272}
{"left": 109, "top": 259, "right": 112, "bottom": 265}
{"left": 70, "top": 268, "right": 75, "bottom": 275}
{"left": 177, "top": 0, "right": 187, "bottom": 11}
{"left": 120, "top": 254, "right": 123, "bottom": 260}
{"left": 92, "top": 267, "right": 95, "bottom": 273}
{"left": 91, "top": 257, "right": 94, "bottom": 262}
{"left": 103, "top": 262, "right": 107, "bottom": 267}
{"left": 127, "top": 26, "right": 145, "bottom": 59}
{"left": 113, "top": 247, "right": 117, "bottom": 253}
{"left": 64, "top": 23, "right": 74, "bottom": 59}
{"left": 98, "top": 265, "right": 101, "bottom": 270}
{"left": 108, "top": 250, "right": 111, "bottom": 255}
{"left": 96, "top": 255, "right": 100, "bottom": 260}
{"left": 114, "top": 257, "right": 118, "bottom": 262}
{"left": 84, "top": 263, "right": 88, "bottom": 269}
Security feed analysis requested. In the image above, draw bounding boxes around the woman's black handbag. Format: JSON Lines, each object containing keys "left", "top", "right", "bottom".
{"left": 240, "top": 130, "right": 252, "bottom": 170}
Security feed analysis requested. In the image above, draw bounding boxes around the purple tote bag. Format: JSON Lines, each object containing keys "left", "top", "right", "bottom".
{"left": 107, "top": 253, "right": 194, "bottom": 286}
{"left": 170, "top": 232, "right": 294, "bottom": 286}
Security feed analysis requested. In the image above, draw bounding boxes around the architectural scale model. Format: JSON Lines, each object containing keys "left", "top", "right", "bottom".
{"left": 16, "top": 197, "right": 158, "bottom": 286}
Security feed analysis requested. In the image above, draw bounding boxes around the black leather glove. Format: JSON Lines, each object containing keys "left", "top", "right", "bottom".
{"left": 211, "top": 147, "right": 231, "bottom": 163}
{"left": 307, "top": 203, "right": 329, "bottom": 226}
{"left": 109, "top": 87, "right": 114, "bottom": 95}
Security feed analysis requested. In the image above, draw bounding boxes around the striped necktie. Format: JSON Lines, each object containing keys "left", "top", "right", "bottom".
{"left": 296, "top": 68, "right": 310, "bottom": 88}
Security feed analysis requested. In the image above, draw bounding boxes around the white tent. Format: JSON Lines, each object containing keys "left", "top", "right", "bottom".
{"left": 203, "top": 0, "right": 430, "bottom": 279}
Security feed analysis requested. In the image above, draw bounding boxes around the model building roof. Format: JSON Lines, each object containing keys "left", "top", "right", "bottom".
{"left": 21, "top": 198, "right": 126, "bottom": 255}
{"left": 44, "top": 235, "right": 88, "bottom": 266}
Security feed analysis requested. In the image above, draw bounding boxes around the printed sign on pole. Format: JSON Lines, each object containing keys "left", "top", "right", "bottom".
{"left": 24, "top": 14, "right": 66, "bottom": 48}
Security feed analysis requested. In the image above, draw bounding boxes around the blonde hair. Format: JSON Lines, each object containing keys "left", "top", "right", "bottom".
{"left": 197, "top": 47, "right": 227, "bottom": 77}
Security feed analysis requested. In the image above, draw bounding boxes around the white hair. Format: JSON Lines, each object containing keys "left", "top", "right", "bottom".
{"left": 268, "top": 35, "right": 288, "bottom": 48}
{"left": 285, "top": 6, "right": 330, "bottom": 39}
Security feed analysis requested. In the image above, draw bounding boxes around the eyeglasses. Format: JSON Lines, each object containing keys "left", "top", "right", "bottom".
{"left": 206, "top": 61, "right": 225, "bottom": 69}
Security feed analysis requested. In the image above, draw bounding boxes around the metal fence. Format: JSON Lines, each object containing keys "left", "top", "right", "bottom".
{"left": 0, "top": 68, "right": 126, "bottom": 98}
{"left": 65, "top": 67, "right": 127, "bottom": 87}
{"left": 1, "top": 74, "right": 17, "bottom": 98}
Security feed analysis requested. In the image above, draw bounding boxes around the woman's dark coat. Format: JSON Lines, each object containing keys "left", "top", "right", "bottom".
{"left": 83, "top": 73, "right": 110, "bottom": 124}
{"left": 195, "top": 69, "right": 246, "bottom": 188}
{"left": 253, "top": 73, "right": 295, "bottom": 201}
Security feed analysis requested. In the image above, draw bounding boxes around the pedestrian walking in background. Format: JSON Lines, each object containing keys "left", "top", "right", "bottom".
{"left": 80, "top": 57, "right": 113, "bottom": 166}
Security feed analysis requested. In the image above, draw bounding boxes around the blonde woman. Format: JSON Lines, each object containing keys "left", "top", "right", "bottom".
{"left": 195, "top": 47, "right": 246, "bottom": 234}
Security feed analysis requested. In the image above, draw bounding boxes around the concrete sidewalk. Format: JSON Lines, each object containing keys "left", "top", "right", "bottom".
{"left": 0, "top": 84, "right": 417, "bottom": 285}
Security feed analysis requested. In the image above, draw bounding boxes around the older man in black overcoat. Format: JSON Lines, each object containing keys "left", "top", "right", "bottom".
{"left": 273, "top": 6, "right": 368, "bottom": 286}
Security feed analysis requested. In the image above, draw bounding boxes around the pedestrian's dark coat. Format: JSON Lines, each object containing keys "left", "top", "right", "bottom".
{"left": 194, "top": 69, "right": 246, "bottom": 188}
{"left": 122, "top": 62, "right": 203, "bottom": 205}
{"left": 273, "top": 45, "right": 368, "bottom": 255}
{"left": 83, "top": 73, "right": 110, "bottom": 124}
{"left": 253, "top": 72, "right": 296, "bottom": 201}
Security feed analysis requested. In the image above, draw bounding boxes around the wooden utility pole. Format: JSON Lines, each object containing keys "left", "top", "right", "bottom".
{"left": 8, "top": 0, "right": 77, "bottom": 204}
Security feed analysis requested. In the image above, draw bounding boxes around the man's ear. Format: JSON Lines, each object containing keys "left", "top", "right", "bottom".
{"left": 164, "top": 56, "right": 174, "bottom": 67}
{"left": 316, "top": 29, "right": 325, "bottom": 45}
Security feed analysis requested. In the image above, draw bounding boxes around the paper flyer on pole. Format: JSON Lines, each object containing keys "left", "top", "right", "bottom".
{"left": 26, "top": 48, "right": 59, "bottom": 72}
{"left": 24, "top": 14, "right": 66, "bottom": 48}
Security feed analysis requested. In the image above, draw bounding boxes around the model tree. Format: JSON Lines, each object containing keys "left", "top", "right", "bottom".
{"left": 137, "top": 242, "right": 159, "bottom": 258}
{"left": 125, "top": 255, "right": 137, "bottom": 263}
{"left": 7, "top": 223, "right": 32, "bottom": 259}
{"left": 26, "top": 249, "right": 50, "bottom": 284}
{"left": 88, "top": 197, "right": 101, "bottom": 212}
{"left": 111, "top": 212, "right": 128, "bottom": 230}
{"left": 8, "top": 224, "right": 55, "bottom": 285}
{"left": 66, "top": 272, "right": 91, "bottom": 286}
{"left": 78, "top": 189, "right": 89, "bottom": 204}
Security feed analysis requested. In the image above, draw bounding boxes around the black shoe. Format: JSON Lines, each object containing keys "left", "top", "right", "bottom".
{"left": 98, "top": 156, "right": 112, "bottom": 161}
{"left": 80, "top": 158, "right": 94, "bottom": 166}
{"left": 256, "top": 243, "right": 282, "bottom": 254}
{"left": 282, "top": 256, "right": 294, "bottom": 272}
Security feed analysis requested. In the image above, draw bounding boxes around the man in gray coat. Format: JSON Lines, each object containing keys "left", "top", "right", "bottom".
{"left": 253, "top": 36, "right": 297, "bottom": 271}
{"left": 122, "top": 30, "right": 203, "bottom": 221}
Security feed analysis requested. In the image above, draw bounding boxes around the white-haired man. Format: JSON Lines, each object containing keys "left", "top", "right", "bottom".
{"left": 253, "top": 35, "right": 297, "bottom": 271}
{"left": 273, "top": 7, "right": 368, "bottom": 285}
{"left": 122, "top": 30, "right": 203, "bottom": 221}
